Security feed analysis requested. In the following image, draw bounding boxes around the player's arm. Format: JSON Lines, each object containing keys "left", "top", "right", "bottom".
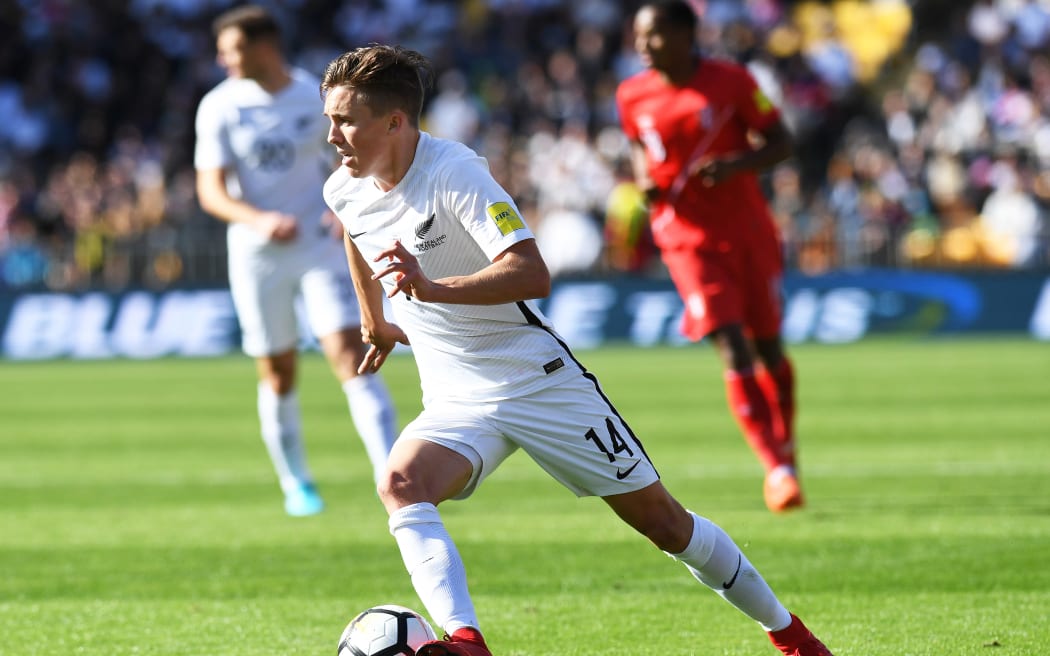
{"left": 628, "top": 139, "right": 661, "bottom": 203}
{"left": 695, "top": 71, "right": 794, "bottom": 187}
{"left": 344, "top": 233, "right": 409, "bottom": 374}
{"left": 195, "top": 166, "right": 298, "bottom": 241}
{"left": 693, "top": 118, "right": 793, "bottom": 187}
{"left": 371, "top": 238, "right": 550, "bottom": 305}
{"left": 733, "top": 119, "right": 793, "bottom": 173}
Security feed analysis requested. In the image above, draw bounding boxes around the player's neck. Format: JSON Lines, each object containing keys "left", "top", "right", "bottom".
{"left": 660, "top": 54, "right": 700, "bottom": 86}
{"left": 373, "top": 130, "right": 421, "bottom": 193}
{"left": 256, "top": 65, "right": 292, "bottom": 95}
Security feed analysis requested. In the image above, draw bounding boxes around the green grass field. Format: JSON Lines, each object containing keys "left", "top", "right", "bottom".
{"left": 2, "top": 338, "right": 1048, "bottom": 655}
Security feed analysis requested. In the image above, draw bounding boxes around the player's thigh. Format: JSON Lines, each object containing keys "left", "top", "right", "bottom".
{"left": 497, "top": 374, "right": 660, "bottom": 498}
{"left": 299, "top": 246, "right": 360, "bottom": 339}
{"left": 381, "top": 436, "right": 477, "bottom": 509}
{"left": 661, "top": 247, "right": 743, "bottom": 341}
{"left": 317, "top": 328, "right": 366, "bottom": 382}
{"left": 397, "top": 403, "right": 519, "bottom": 501}
{"left": 228, "top": 249, "right": 299, "bottom": 357}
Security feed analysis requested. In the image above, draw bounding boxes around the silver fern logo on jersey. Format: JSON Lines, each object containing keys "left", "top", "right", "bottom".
{"left": 414, "top": 213, "right": 447, "bottom": 253}
{"left": 414, "top": 214, "right": 436, "bottom": 239}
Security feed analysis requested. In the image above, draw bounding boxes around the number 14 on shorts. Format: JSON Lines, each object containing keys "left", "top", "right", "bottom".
{"left": 585, "top": 418, "right": 640, "bottom": 479}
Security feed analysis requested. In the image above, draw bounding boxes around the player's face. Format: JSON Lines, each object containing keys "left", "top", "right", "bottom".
{"left": 324, "top": 85, "right": 391, "bottom": 179}
{"left": 215, "top": 28, "right": 261, "bottom": 80}
{"left": 633, "top": 7, "right": 688, "bottom": 71}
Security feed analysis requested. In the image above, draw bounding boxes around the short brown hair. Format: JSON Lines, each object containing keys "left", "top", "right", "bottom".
{"left": 212, "top": 4, "right": 281, "bottom": 44}
{"left": 320, "top": 45, "right": 434, "bottom": 126}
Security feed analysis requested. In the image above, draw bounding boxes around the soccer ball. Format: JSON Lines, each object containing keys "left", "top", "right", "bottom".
{"left": 337, "top": 604, "right": 438, "bottom": 656}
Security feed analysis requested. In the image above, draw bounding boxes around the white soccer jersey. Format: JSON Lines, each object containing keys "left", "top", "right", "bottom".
{"left": 194, "top": 68, "right": 334, "bottom": 252}
{"left": 323, "top": 132, "right": 578, "bottom": 404}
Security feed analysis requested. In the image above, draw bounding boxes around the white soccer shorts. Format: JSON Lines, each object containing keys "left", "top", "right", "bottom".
{"left": 399, "top": 371, "right": 660, "bottom": 499}
{"left": 228, "top": 240, "right": 360, "bottom": 357}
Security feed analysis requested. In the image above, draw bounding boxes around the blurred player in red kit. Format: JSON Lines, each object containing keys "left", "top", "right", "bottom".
{"left": 616, "top": 0, "right": 802, "bottom": 512}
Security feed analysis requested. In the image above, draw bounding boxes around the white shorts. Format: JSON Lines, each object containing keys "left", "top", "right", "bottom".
{"left": 399, "top": 371, "right": 660, "bottom": 499}
{"left": 228, "top": 239, "right": 360, "bottom": 357}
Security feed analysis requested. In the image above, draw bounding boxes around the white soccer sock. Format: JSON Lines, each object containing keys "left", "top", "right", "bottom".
{"left": 342, "top": 375, "right": 398, "bottom": 483}
{"left": 389, "top": 502, "right": 479, "bottom": 635}
{"left": 257, "top": 383, "right": 312, "bottom": 493}
{"left": 668, "top": 511, "right": 793, "bottom": 632}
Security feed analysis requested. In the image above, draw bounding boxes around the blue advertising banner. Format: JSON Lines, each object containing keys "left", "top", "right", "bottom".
{"left": 1, "top": 269, "right": 1048, "bottom": 360}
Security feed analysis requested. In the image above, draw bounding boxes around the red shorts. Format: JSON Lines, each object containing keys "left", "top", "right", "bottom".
{"left": 661, "top": 238, "right": 784, "bottom": 342}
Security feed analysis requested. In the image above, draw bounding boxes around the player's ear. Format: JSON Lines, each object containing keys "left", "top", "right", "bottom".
{"left": 388, "top": 114, "right": 400, "bottom": 134}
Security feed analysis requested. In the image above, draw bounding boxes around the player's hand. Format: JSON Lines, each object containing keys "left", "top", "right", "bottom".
{"left": 371, "top": 240, "right": 435, "bottom": 301}
{"left": 691, "top": 156, "right": 740, "bottom": 187}
{"left": 255, "top": 211, "right": 299, "bottom": 242}
{"left": 358, "top": 322, "right": 410, "bottom": 374}
{"left": 641, "top": 184, "right": 662, "bottom": 204}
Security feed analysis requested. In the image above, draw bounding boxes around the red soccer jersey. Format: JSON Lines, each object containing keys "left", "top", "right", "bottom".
{"left": 616, "top": 58, "right": 781, "bottom": 252}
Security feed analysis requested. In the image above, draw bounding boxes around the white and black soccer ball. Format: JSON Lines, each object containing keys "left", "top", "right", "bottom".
{"left": 337, "top": 604, "right": 438, "bottom": 656}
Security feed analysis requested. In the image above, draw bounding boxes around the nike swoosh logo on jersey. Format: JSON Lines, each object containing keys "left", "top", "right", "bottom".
{"left": 616, "top": 459, "right": 640, "bottom": 480}
{"left": 348, "top": 230, "right": 367, "bottom": 239}
{"left": 722, "top": 554, "right": 742, "bottom": 589}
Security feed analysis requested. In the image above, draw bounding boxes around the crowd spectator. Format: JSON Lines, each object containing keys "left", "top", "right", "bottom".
{"left": 774, "top": 0, "right": 1050, "bottom": 270}
{"left": 0, "top": 0, "right": 1047, "bottom": 293}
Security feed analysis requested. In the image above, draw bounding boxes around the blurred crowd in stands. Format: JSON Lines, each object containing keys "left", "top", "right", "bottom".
{"left": 0, "top": 0, "right": 1048, "bottom": 291}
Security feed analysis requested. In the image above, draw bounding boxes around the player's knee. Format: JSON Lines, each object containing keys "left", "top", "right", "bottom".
{"left": 376, "top": 463, "right": 450, "bottom": 511}
{"left": 754, "top": 339, "right": 785, "bottom": 368}
{"left": 257, "top": 352, "right": 297, "bottom": 394}
{"left": 376, "top": 466, "right": 415, "bottom": 507}
{"left": 710, "top": 328, "right": 753, "bottom": 371}
{"left": 260, "top": 372, "right": 294, "bottom": 395}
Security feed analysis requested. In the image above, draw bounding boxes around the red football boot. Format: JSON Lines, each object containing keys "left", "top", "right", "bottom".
{"left": 416, "top": 627, "right": 492, "bottom": 656}
{"left": 764, "top": 468, "right": 804, "bottom": 513}
{"left": 768, "top": 614, "right": 834, "bottom": 656}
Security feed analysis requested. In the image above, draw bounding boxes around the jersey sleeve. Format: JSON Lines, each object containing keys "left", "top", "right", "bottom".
{"left": 193, "top": 91, "right": 232, "bottom": 170}
{"left": 733, "top": 67, "right": 781, "bottom": 134}
{"left": 438, "top": 155, "right": 534, "bottom": 262}
{"left": 615, "top": 80, "right": 640, "bottom": 141}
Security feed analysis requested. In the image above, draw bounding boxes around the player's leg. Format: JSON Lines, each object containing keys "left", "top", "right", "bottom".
{"left": 381, "top": 408, "right": 516, "bottom": 656}
{"left": 605, "top": 482, "right": 792, "bottom": 626}
{"left": 751, "top": 336, "right": 801, "bottom": 511}
{"left": 603, "top": 483, "right": 833, "bottom": 655}
{"left": 317, "top": 327, "right": 398, "bottom": 484}
{"left": 383, "top": 438, "right": 478, "bottom": 638}
{"left": 708, "top": 322, "right": 788, "bottom": 474}
{"left": 500, "top": 376, "right": 787, "bottom": 626}
{"left": 745, "top": 230, "right": 795, "bottom": 459}
{"left": 229, "top": 248, "right": 320, "bottom": 516}
{"left": 501, "top": 375, "right": 830, "bottom": 655}
{"left": 754, "top": 335, "right": 796, "bottom": 464}
{"left": 745, "top": 244, "right": 802, "bottom": 510}
{"left": 662, "top": 248, "right": 788, "bottom": 495}
{"left": 710, "top": 325, "right": 799, "bottom": 510}
{"left": 301, "top": 256, "right": 398, "bottom": 485}
{"left": 478, "top": 366, "right": 830, "bottom": 654}
{"left": 255, "top": 350, "right": 322, "bottom": 516}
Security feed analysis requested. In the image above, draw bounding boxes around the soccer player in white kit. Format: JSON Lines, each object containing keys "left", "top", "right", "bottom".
{"left": 194, "top": 6, "right": 398, "bottom": 517}
{"left": 320, "top": 45, "right": 835, "bottom": 656}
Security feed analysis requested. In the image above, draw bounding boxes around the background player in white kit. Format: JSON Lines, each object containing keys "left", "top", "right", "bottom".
{"left": 320, "top": 44, "right": 835, "bottom": 656}
{"left": 194, "top": 5, "right": 397, "bottom": 516}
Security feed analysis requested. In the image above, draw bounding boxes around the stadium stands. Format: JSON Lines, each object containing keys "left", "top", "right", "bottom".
{"left": 0, "top": 0, "right": 1047, "bottom": 292}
